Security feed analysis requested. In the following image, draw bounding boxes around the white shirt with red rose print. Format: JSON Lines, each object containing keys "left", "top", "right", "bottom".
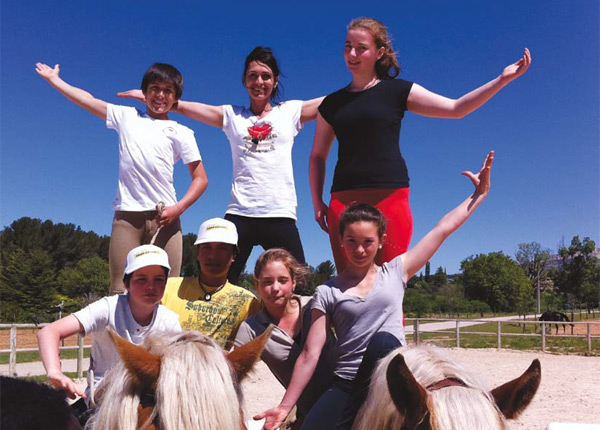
{"left": 222, "top": 100, "right": 303, "bottom": 220}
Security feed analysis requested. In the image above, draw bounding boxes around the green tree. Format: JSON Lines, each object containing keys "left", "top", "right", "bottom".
{"left": 460, "top": 252, "right": 533, "bottom": 313}
{"left": 430, "top": 266, "right": 448, "bottom": 290}
{"left": 515, "top": 242, "right": 552, "bottom": 313}
{"left": 306, "top": 260, "right": 336, "bottom": 295}
{"left": 181, "top": 233, "right": 199, "bottom": 277}
{"left": 552, "top": 236, "right": 600, "bottom": 307}
{"left": 403, "top": 289, "right": 430, "bottom": 317}
{"left": 57, "top": 256, "right": 109, "bottom": 307}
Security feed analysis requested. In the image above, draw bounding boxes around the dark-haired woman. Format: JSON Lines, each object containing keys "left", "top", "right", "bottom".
{"left": 120, "top": 47, "right": 323, "bottom": 284}
{"left": 310, "top": 17, "right": 531, "bottom": 272}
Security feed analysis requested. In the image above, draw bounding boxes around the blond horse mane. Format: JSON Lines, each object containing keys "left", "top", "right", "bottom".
{"left": 353, "top": 344, "right": 540, "bottom": 430}
{"left": 86, "top": 329, "right": 268, "bottom": 430}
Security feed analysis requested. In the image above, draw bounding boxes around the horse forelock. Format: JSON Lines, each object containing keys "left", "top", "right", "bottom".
{"left": 354, "top": 344, "right": 507, "bottom": 430}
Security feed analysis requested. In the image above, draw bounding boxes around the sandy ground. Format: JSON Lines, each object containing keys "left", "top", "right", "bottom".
{"left": 242, "top": 348, "right": 600, "bottom": 430}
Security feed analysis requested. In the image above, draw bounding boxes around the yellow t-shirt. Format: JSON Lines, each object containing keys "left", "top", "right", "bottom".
{"left": 161, "top": 277, "right": 260, "bottom": 349}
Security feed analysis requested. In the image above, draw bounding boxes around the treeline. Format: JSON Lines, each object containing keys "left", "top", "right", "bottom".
{"left": 1, "top": 217, "right": 598, "bottom": 323}
{"left": 404, "top": 237, "right": 600, "bottom": 318}
{"left": 0, "top": 217, "right": 337, "bottom": 323}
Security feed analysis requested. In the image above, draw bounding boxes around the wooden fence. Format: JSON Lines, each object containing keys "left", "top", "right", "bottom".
{"left": 408, "top": 318, "right": 599, "bottom": 352}
{"left": 2, "top": 318, "right": 599, "bottom": 377}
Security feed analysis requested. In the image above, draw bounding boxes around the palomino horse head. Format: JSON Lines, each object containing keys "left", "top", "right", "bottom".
{"left": 86, "top": 326, "right": 272, "bottom": 430}
{"left": 353, "top": 344, "right": 541, "bottom": 430}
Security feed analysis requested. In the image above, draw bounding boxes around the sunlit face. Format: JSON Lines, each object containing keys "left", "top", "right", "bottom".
{"left": 256, "top": 261, "right": 296, "bottom": 309}
{"left": 127, "top": 265, "right": 168, "bottom": 307}
{"left": 341, "top": 221, "right": 383, "bottom": 268}
{"left": 197, "top": 242, "right": 235, "bottom": 281}
{"left": 143, "top": 81, "right": 177, "bottom": 119}
{"left": 344, "top": 28, "right": 384, "bottom": 75}
{"left": 244, "top": 61, "right": 278, "bottom": 102}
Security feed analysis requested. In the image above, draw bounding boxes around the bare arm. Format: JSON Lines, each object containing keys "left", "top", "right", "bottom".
{"left": 36, "top": 63, "right": 108, "bottom": 120}
{"left": 159, "top": 160, "right": 208, "bottom": 226}
{"left": 117, "top": 89, "right": 224, "bottom": 128}
{"left": 255, "top": 310, "right": 328, "bottom": 430}
{"left": 300, "top": 96, "right": 325, "bottom": 123}
{"left": 401, "top": 151, "right": 494, "bottom": 281}
{"left": 37, "top": 315, "right": 86, "bottom": 399}
{"left": 309, "top": 113, "right": 336, "bottom": 233}
{"left": 407, "top": 48, "right": 531, "bottom": 119}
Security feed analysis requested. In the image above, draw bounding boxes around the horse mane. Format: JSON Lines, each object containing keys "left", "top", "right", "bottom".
{"left": 86, "top": 330, "right": 244, "bottom": 430}
{"left": 353, "top": 344, "right": 507, "bottom": 430}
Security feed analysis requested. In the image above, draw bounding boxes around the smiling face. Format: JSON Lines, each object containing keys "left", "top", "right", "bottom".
{"left": 344, "top": 28, "right": 385, "bottom": 77}
{"left": 143, "top": 81, "right": 178, "bottom": 119}
{"left": 256, "top": 260, "right": 296, "bottom": 310}
{"left": 341, "top": 221, "right": 383, "bottom": 269}
{"left": 197, "top": 242, "right": 236, "bottom": 285}
{"left": 243, "top": 61, "right": 278, "bottom": 103}
{"left": 126, "top": 265, "right": 168, "bottom": 308}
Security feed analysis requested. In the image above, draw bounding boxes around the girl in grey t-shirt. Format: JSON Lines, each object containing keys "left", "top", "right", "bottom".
{"left": 257, "top": 151, "right": 495, "bottom": 430}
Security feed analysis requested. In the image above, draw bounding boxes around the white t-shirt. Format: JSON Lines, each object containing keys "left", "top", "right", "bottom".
{"left": 106, "top": 104, "right": 201, "bottom": 211}
{"left": 73, "top": 294, "right": 181, "bottom": 398}
{"left": 222, "top": 100, "right": 303, "bottom": 219}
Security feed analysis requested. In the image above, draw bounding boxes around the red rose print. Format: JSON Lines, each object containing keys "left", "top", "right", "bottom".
{"left": 247, "top": 123, "right": 272, "bottom": 144}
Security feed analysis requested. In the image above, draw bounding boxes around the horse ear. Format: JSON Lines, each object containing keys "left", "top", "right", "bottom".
{"left": 491, "top": 359, "right": 541, "bottom": 419}
{"left": 108, "top": 330, "right": 161, "bottom": 390}
{"left": 386, "top": 353, "right": 430, "bottom": 428}
{"left": 227, "top": 324, "right": 273, "bottom": 381}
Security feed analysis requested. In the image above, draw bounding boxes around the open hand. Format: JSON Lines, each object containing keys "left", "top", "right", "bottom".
{"left": 501, "top": 48, "right": 531, "bottom": 83}
{"left": 47, "top": 370, "right": 86, "bottom": 400}
{"left": 35, "top": 62, "right": 60, "bottom": 81}
{"left": 254, "top": 405, "right": 290, "bottom": 430}
{"left": 117, "top": 89, "right": 146, "bottom": 103}
{"left": 461, "top": 150, "right": 494, "bottom": 195}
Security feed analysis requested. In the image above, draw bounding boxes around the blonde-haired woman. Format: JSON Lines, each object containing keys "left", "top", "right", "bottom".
{"left": 311, "top": 17, "right": 530, "bottom": 272}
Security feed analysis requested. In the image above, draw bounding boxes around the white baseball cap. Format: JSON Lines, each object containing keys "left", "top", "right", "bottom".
{"left": 124, "top": 244, "right": 171, "bottom": 275}
{"left": 194, "top": 218, "right": 238, "bottom": 246}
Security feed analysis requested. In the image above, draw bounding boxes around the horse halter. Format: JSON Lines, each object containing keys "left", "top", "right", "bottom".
{"left": 426, "top": 377, "right": 467, "bottom": 391}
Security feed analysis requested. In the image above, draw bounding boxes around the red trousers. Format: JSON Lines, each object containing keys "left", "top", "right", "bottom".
{"left": 327, "top": 188, "right": 412, "bottom": 273}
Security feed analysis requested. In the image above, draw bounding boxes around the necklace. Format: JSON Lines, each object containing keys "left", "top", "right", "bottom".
{"left": 348, "top": 77, "right": 380, "bottom": 92}
{"left": 198, "top": 281, "right": 226, "bottom": 302}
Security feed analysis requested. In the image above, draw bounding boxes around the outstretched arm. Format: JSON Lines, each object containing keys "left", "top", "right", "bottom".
{"left": 118, "top": 89, "right": 224, "bottom": 128}
{"left": 37, "top": 315, "right": 87, "bottom": 399}
{"left": 309, "top": 113, "right": 336, "bottom": 233}
{"left": 401, "top": 151, "right": 494, "bottom": 281}
{"left": 158, "top": 160, "right": 208, "bottom": 226}
{"left": 407, "top": 48, "right": 531, "bottom": 119}
{"left": 36, "top": 63, "right": 108, "bottom": 120}
{"left": 300, "top": 96, "right": 325, "bottom": 123}
{"left": 255, "top": 310, "right": 328, "bottom": 430}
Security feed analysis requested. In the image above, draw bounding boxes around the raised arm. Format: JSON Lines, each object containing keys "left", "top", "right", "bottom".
{"left": 37, "top": 314, "right": 86, "bottom": 399}
{"left": 158, "top": 160, "right": 208, "bottom": 226}
{"left": 36, "top": 63, "right": 108, "bottom": 120}
{"left": 255, "top": 309, "right": 328, "bottom": 430}
{"left": 401, "top": 151, "right": 494, "bottom": 281}
{"left": 118, "top": 89, "right": 224, "bottom": 128}
{"left": 407, "top": 48, "right": 531, "bottom": 119}
{"left": 300, "top": 96, "right": 325, "bottom": 123}
{"left": 309, "top": 113, "right": 336, "bottom": 233}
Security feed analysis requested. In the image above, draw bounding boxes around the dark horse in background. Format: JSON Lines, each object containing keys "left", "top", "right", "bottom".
{"left": 539, "top": 310, "right": 571, "bottom": 334}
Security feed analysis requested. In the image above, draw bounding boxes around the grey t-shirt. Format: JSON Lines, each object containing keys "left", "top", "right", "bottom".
{"left": 312, "top": 256, "right": 406, "bottom": 380}
{"left": 234, "top": 296, "right": 337, "bottom": 416}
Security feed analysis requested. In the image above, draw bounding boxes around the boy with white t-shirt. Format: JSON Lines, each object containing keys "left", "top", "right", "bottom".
{"left": 37, "top": 245, "right": 181, "bottom": 407}
{"left": 36, "top": 62, "right": 208, "bottom": 294}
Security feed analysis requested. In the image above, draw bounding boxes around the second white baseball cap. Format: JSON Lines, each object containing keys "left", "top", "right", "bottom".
{"left": 194, "top": 218, "right": 238, "bottom": 246}
{"left": 124, "top": 244, "right": 171, "bottom": 275}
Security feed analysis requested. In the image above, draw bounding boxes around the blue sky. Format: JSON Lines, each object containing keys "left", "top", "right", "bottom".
{"left": 1, "top": 1, "right": 598, "bottom": 275}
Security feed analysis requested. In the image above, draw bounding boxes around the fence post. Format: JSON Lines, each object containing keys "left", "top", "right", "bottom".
{"left": 415, "top": 319, "right": 420, "bottom": 345}
{"left": 587, "top": 323, "right": 592, "bottom": 353}
{"left": 455, "top": 320, "right": 460, "bottom": 348}
{"left": 497, "top": 321, "right": 502, "bottom": 349}
{"left": 9, "top": 325, "right": 17, "bottom": 376}
{"left": 77, "top": 334, "right": 84, "bottom": 379}
{"left": 541, "top": 321, "right": 546, "bottom": 352}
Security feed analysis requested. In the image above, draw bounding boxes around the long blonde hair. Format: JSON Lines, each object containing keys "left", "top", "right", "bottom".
{"left": 348, "top": 17, "right": 401, "bottom": 80}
